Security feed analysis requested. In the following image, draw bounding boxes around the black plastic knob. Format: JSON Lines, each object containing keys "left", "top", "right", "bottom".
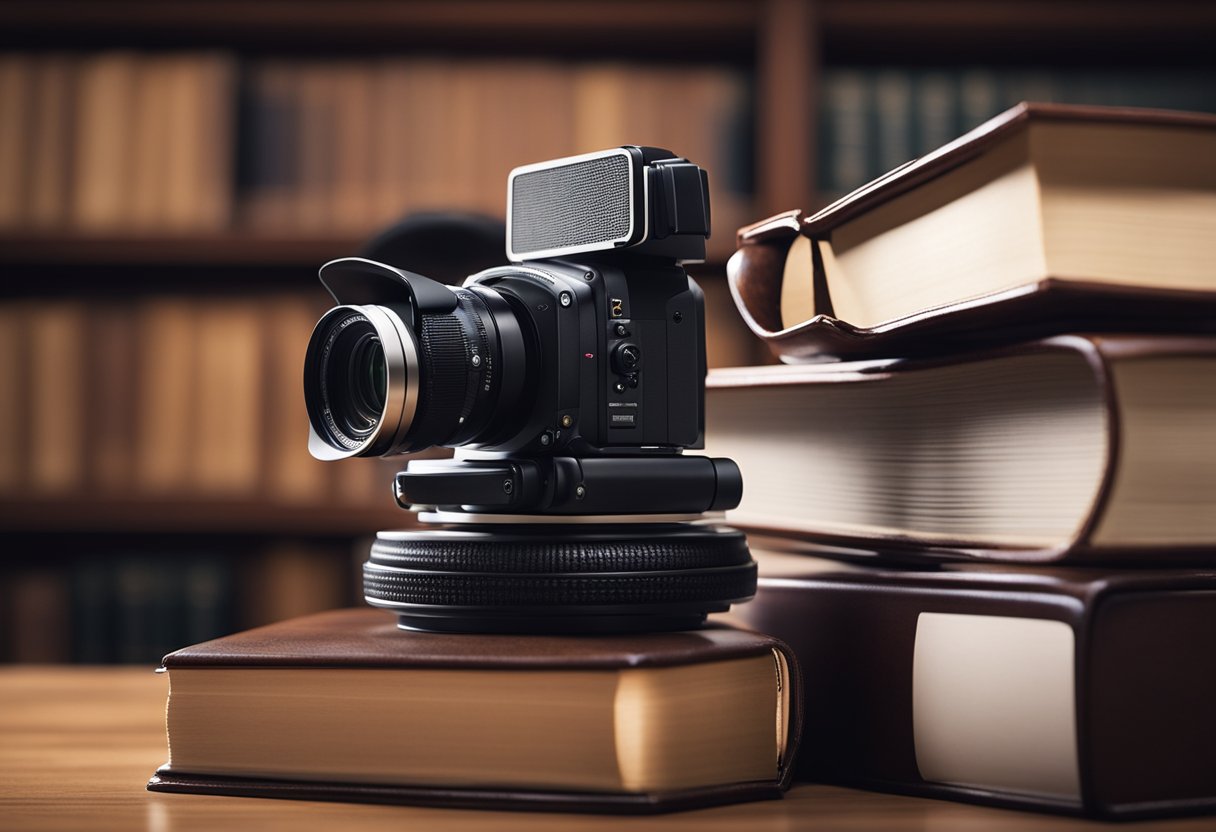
{"left": 613, "top": 343, "right": 641, "bottom": 374}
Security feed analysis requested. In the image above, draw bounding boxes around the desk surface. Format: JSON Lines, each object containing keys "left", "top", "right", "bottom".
{"left": 0, "top": 667, "right": 1210, "bottom": 832}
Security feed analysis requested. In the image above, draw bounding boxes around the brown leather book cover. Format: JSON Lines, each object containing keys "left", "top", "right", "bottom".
{"left": 148, "top": 608, "right": 802, "bottom": 814}
{"left": 730, "top": 103, "right": 1216, "bottom": 362}
{"left": 735, "top": 545, "right": 1216, "bottom": 820}
{"left": 706, "top": 333, "right": 1216, "bottom": 565}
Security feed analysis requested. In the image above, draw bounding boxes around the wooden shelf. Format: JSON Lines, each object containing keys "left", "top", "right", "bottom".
{"left": 0, "top": 497, "right": 415, "bottom": 537}
{"left": 0, "top": 0, "right": 759, "bottom": 59}
{"left": 0, "top": 231, "right": 368, "bottom": 268}
{"left": 0, "top": 231, "right": 731, "bottom": 275}
{"left": 5, "top": 0, "right": 1210, "bottom": 58}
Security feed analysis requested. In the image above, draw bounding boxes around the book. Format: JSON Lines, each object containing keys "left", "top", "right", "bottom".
{"left": 127, "top": 55, "right": 174, "bottom": 229}
{"left": 89, "top": 303, "right": 137, "bottom": 494}
{"left": 262, "top": 294, "right": 331, "bottom": 504}
{"left": 27, "top": 301, "right": 85, "bottom": 493}
{"left": 188, "top": 54, "right": 237, "bottom": 230}
{"left": 330, "top": 62, "right": 375, "bottom": 232}
{"left": 134, "top": 297, "right": 196, "bottom": 492}
{"left": 731, "top": 103, "right": 1216, "bottom": 362}
{"left": 242, "top": 543, "right": 351, "bottom": 627}
{"left": 0, "top": 54, "right": 32, "bottom": 227}
{"left": 192, "top": 299, "right": 263, "bottom": 494}
{"left": 148, "top": 608, "right": 800, "bottom": 813}
{"left": 241, "top": 61, "right": 298, "bottom": 229}
{"left": 1, "top": 568, "right": 70, "bottom": 663}
{"left": 703, "top": 334, "right": 1216, "bottom": 563}
{"left": 26, "top": 55, "right": 76, "bottom": 229}
{"left": 733, "top": 546, "right": 1216, "bottom": 819}
{"left": 71, "top": 52, "right": 137, "bottom": 229}
{"left": 0, "top": 301, "right": 26, "bottom": 491}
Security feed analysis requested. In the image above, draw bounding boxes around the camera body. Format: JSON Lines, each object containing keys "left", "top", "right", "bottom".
{"left": 461, "top": 255, "right": 705, "bottom": 455}
{"left": 305, "top": 146, "right": 741, "bottom": 516}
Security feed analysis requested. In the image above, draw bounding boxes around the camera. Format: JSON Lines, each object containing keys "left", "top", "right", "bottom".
{"left": 304, "top": 147, "right": 755, "bottom": 633}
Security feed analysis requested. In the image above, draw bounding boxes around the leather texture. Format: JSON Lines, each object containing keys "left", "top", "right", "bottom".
{"left": 153, "top": 609, "right": 803, "bottom": 813}
{"left": 147, "top": 769, "right": 784, "bottom": 815}
{"left": 160, "top": 608, "right": 790, "bottom": 670}
{"left": 790, "top": 102, "right": 1216, "bottom": 238}
{"left": 736, "top": 546, "right": 1216, "bottom": 820}
{"left": 728, "top": 103, "right": 1216, "bottom": 363}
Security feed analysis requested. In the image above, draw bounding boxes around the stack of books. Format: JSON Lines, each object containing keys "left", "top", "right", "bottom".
{"left": 710, "top": 102, "right": 1216, "bottom": 819}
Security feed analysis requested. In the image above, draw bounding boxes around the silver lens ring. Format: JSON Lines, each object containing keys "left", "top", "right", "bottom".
{"left": 306, "top": 304, "right": 419, "bottom": 459}
{"left": 366, "top": 304, "right": 420, "bottom": 455}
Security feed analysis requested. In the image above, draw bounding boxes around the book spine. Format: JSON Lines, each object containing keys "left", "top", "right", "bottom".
{"left": 262, "top": 294, "right": 331, "bottom": 504}
{"left": 0, "top": 54, "right": 33, "bottom": 228}
{"left": 0, "top": 301, "right": 28, "bottom": 492}
{"left": 819, "top": 70, "right": 869, "bottom": 199}
{"left": 127, "top": 55, "right": 173, "bottom": 229}
{"left": 330, "top": 62, "right": 375, "bottom": 232}
{"left": 735, "top": 555, "right": 1216, "bottom": 818}
{"left": 134, "top": 296, "right": 197, "bottom": 492}
{"left": 871, "top": 70, "right": 913, "bottom": 177}
{"left": 72, "top": 52, "right": 138, "bottom": 230}
{"left": 89, "top": 303, "right": 138, "bottom": 495}
{"left": 241, "top": 61, "right": 297, "bottom": 228}
{"left": 27, "top": 301, "right": 85, "bottom": 493}
{"left": 241, "top": 541, "right": 352, "bottom": 628}
{"left": 192, "top": 299, "right": 264, "bottom": 495}
{"left": 26, "top": 54, "right": 76, "bottom": 229}
{"left": 912, "top": 70, "right": 957, "bottom": 158}
{"left": 2, "top": 568, "right": 71, "bottom": 662}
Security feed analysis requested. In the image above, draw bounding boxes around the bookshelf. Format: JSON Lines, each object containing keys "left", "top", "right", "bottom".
{"left": 1, "top": 0, "right": 1214, "bottom": 663}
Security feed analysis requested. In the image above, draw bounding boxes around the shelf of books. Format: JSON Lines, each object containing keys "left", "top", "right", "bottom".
{"left": 0, "top": 51, "right": 756, "bottom": 258}
{"left": 1, "top": 0, "right": 1213, "bottom": 668}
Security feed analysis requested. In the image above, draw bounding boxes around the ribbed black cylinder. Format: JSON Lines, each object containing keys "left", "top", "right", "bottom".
{"left": 364, "top": 564, "right": 756, "bottom": 608}
{"left": 368, "top": 527, "right": 751, "bottom": 573}
{"left": 404, "top": 312, "right": 468, "bottom": 449}
{"left": 362, "top": 524, "right": 757, "bottom": 633}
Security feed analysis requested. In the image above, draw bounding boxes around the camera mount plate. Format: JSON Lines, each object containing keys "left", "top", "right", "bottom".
{"left": 414, "top": 510, "right": 722, "bottom": 525}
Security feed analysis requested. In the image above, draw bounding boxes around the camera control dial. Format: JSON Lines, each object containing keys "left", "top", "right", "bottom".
{"left": 612, "top": 343, "right": 641, "bottom": 374}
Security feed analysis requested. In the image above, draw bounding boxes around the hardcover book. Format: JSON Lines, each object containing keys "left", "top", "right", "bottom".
{"left": 148, "top": 609, "right": 801, "bottom": 814}
{"left": 735, "top": 546, "right": 1216, "bottom": 819}
{"left": 704, "top": 334, "right": 1216, "bottom": 564}
{"left": 729, "top": 102, "right": 1216, "bottom": 362}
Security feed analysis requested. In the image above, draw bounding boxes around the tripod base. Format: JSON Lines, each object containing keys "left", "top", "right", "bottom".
{"left": 363, "top": 521, "right": 756, "bottom": 634}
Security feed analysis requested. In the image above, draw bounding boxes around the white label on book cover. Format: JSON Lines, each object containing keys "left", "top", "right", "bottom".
{"left": 912, "top": 612, "right": 1080, "bottom": 800}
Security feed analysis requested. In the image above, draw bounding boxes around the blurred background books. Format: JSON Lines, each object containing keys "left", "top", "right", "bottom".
{"left": 1, "top": 0, "right": 1215, "bottom": 665}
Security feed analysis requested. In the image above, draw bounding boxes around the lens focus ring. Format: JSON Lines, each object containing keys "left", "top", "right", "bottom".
{"left": 407, "top": 312, "right": 467, "bottom": 450}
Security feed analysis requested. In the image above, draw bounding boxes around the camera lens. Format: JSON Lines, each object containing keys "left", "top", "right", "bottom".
{"left": 340, "top": 328, "right": 386, "bottom": 433}
{"left": 305, "top": 306, "right": 415, "bottom": 458}
{"left": 304, "top": 283, "right": 531, "bottom": 460}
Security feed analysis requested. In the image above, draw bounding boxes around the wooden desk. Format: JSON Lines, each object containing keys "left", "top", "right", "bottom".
{"left": 1, "top": 667, "right": 1209, "bottom": 831}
